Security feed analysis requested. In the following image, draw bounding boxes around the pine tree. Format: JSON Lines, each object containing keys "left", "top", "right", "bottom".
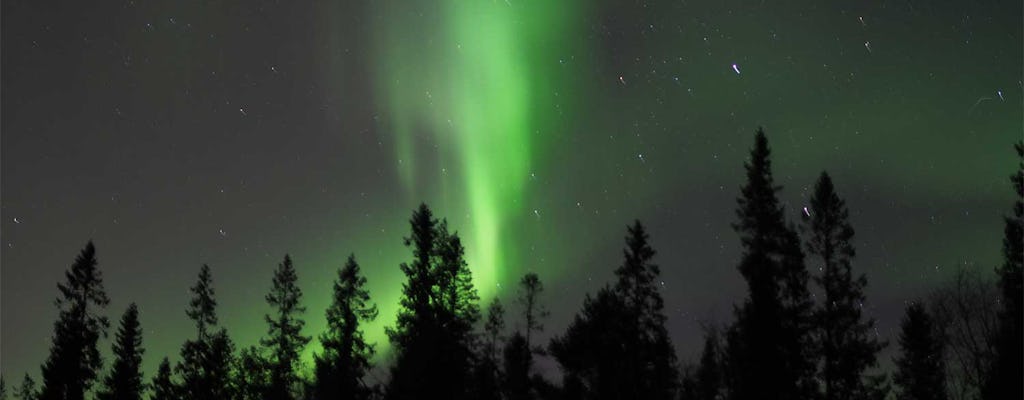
{"left": 39, "top": 241, "right": 110, "bottom": 400}
{"left": 894, "top": 302, "right": 947, "bottom": 400}
{"left": 262, "top": 254, "right": 310, "bottom": 400}
{"left": 149, "top": 358, "right": 176, "bottom": 400}
{"left": 15, "top": 375, "right": 37, "bottom": 400}
{"left": 2, "top": 375, "right": 7, "bottom": 400}
{"left": 724, "top": 129, "right": 816, "bottom": 400}
{"left": 313, "top": 254, "right": 378, "bottom": 400}
{"left": 802, "top": 172, "right": 886, "bottom": 400}
{"left": 178, "top": 265, "right": 235, "bottom": 400}
{"left": 97, "top": 303, "right": 145, "bottom": 400}
{"left": 472, "top": 298, "right": 504, "bottom": 400}
{"left": 983, "top": 142, "right": 1023, "bottom": 399}
{"left": 386, "top": 204, "right": 480, "bottom": 400}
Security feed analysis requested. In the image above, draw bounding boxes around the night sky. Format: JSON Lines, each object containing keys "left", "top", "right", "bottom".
{"left": 2, "top": 0, "right": 1021, "bottom": 383}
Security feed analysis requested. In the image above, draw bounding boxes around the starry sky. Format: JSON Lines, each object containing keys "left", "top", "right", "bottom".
{"left": 2, "top": 0, "right": 1021, "bottom": 383}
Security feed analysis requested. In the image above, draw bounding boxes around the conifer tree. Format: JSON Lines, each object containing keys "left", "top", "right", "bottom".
{"left": 894, "top": 302, "right": 947, "bottom": 400}
{"left": 694, "top": 329, "right": 722, "bottom": 400}
{"left": 724, "top": 129, "right": 816, "bottom": 400}
{"left": 15, "top": 375, "right": 37, "bottom": 400}
{"left": 39, "top": 242, "right": 110, "bottom": 400}
{"left": 149, "top": 358, "right": 176, "bottom": 400}
{"left": 550, "top": 221, "right": 677, "bottom": 400}
{"left": 518, "top": 273, "right": 548, "bottom": 352}
{"left": 386, "top": 204, "right": 480, "bottom": 400}
{"left": 262, "top": 255, "right": 310, "bottom": 400}
{"left": 802, "top": 172, "right": 886, "bottom": 400}
{"left": 234, "top": 346, "right": 269, "bottom": 400}
{"left": 178, "top": 265, "right": 234, "bottom": 400}
{"left": 97, "top": 303, "right": 145, "bottom": 400}
{"left": 472, "top": 298, "right": 505, "bottom": 400}
{"left": 313, "top": 254, "right": 377, "bottom": 400}
{"left": 983, "top": 142, "right": 1023, "bottom": 399}
{"left": 503, "top": 332, "right": 532, "bottom": 400}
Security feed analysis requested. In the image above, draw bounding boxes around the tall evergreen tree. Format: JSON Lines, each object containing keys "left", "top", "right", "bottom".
{"left": 97, "top": 303, "right": 145, "bottom": 400}
{"left": 472, "top": 298, "right": 505, "bottom": 400}
{"left": 262, "top": 255, "right": 310, "bottom": 400}
{"left": 2, "top": 376, "right": 7, "bottom": 400}
{"left": 894, "top": 302, "right": 947, "bottom": 400}
{"left": 550, "top": 221, "right": 677, "bottom": 400}
{"left": 802, "top": 172, "right": 886, "bottom": 400}
{"left": 178, "top": 265, "right": 234, "bottom": 400}
{"left": 983, "top": 142, "right": 1023, "bottom": 399}
{"left": 15, "top": 375, "right": 37, "bottom": 400}
{"left": 724, "top": 129, "right": 816, "bottom": 400}
{"left": 39, "top": 242, "right": 110, "bottom": 400}
{"left": 386, "top": 204, "right": 480, "bottom": 400}
{"left": 313, "top": 254, "right": 378, "bottom": 400}
{"left": 149, "top": 358, "right": 176, "bottom": 400}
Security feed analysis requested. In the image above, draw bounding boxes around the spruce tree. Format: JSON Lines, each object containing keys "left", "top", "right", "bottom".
{"left": 802, "top": 172, "right": 886, "bottom": 400}
{"left": 149, "top": 358, "right": 176, "bottom": 400}
{"left": 313, "top": 254, "right": 377, "bottom": 400}
{"left": 724, "top": 128, "right": 815, "bottom": 400}
{"left": 262, "top": 255, "right": 310, "bottom": 400}
{"left": 39, "top": 241, "right": 110, "bottom": 400}
{"left": 15, "top": 375, "right": 37, "bottom": 400}
{"left": 178, "top": 265, "right": 234, "bottom": 400}
{"left": 550, "top": 221, "right": 677, "bottom": 400}
{"left": 97, "top": 303, "right": 145, "bottom": 400}
{"left": 386, "top": 204, "right": 480, "bottom": 400}
{"left": 983, "top": 142, "right": 1023, "bottom": 399}
{"left": 894, "top": 302, "right": 947, "bottom": 400}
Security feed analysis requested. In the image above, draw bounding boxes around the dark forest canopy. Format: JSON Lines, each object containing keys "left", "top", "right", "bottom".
{"left": 5, "top": 132, "right": 1021, "bottom": 400}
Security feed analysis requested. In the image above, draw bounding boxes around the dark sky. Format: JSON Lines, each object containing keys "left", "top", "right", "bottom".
{"left": 2, "top": 0, "right": 1021, "bottom": 384}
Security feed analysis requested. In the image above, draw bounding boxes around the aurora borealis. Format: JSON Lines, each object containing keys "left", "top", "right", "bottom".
{"left": 2, "top": 0, "right": 1021, "bottom": 386}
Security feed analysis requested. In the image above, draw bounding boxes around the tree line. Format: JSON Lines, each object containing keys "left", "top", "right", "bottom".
{"left": 2, "top": 129, "right": 1020, "bottom": 400}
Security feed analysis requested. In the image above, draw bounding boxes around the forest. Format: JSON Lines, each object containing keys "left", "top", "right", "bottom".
{"left": 2, "top": 130, "right": 1020, "bottom": 400}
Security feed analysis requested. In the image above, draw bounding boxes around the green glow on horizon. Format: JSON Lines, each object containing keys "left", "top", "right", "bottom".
{"left": 374, "top": 1, "right": 582, "bottom": 301}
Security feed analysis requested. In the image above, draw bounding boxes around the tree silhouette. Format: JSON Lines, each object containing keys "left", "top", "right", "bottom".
{"left": 688, "top": 328, "right": 722, "bottom": 400}
{"left": 983, "top": 142, "right": 1023, "bottom": 400}
{"left": 386, "top": 204, "right": 480, "bottom": 400}
{"left": 313, "top": 254, "right": 378, "bottom": 400}
{"left": 262, "top": 254, "right": 310, "bottom": 400}
{"left": 894, "top": 302, "right": 947, "bottom": 400}
{"left": 518, "top": 273, "right": 548, "bottom": 352}
{"left": 39, "top": 241, "right": 110, "bottom": 400}
{"left": 97, "top": 303, "right": 145, "bottom": 400}
{"left": 1, "top": 376, "right": 6, "bottom": 400}
{"left": 472, "top": 298, "right": 505, "bottom": 400}
{"left": 928, "top": 267, "right": 999, "bottom": 399}
{"left": 724, "top": 129, "right": 816, "bottom": 400}
{"left": 503, "top": 331, "right": 531, "bottom": 400}
{"left": 149, "top": 358, "right": 176, "bottom": 400}
{"left": 802, "top": 172, "right": 886, "bottom": 400}
{"left": 15, "top": 375, "right": 37, "bottom": 400}
{"left": 178, "top": 265, "right": 235, "bottom": 400}
{"left": 234, "top": 346, "right": 269, "bottom": 400}
{"left": 550, "top": 221, "right": 677, "bottom": 400}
